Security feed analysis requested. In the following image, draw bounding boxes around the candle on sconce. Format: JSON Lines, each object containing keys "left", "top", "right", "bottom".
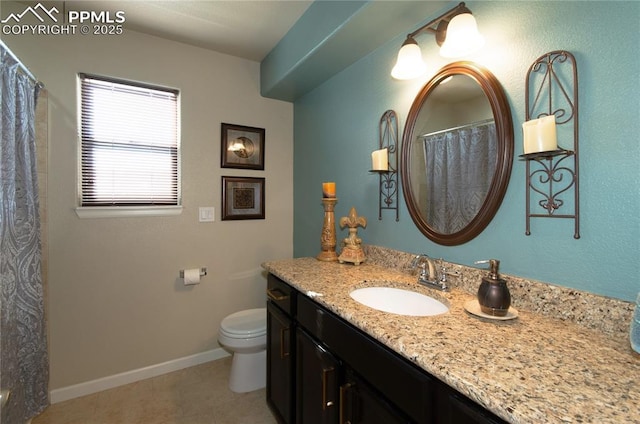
{"left": 522, "top": 115, "right": 558, "bottom": 154}
{"left": 322, "top": 182, "right": 336, "bottom": 198}
{"left": 371, "top": 148, "right": 389, "bottom": 171}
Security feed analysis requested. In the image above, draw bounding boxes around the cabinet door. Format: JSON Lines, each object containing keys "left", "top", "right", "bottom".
{"left": 296, "top": 328, "right": 340, "bottom": 424}
{"left": 267, "top": 302, "right": 294, "bottom": 424}
{"left": 340, "top": 370, "right": 412, "bottom": 424}
{"left": 437, "top": 385, "right": 507, "bottom": 424}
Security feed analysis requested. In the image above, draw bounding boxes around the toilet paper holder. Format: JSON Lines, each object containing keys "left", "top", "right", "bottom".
{"left": 179, "top": 268, "right": 207, "bottom": 278}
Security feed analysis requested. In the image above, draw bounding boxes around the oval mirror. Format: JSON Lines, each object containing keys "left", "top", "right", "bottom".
{"left": 401, "top": 62, "right": 513, "bottom": 245}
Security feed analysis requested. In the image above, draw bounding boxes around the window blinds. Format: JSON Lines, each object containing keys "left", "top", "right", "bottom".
{"left": 79, "top": 73, "right": 179, "bottom": 206}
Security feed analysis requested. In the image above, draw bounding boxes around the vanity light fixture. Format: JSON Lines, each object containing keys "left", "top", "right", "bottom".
{"left": 391, "top": 2, "right": 484, "bottom": 80}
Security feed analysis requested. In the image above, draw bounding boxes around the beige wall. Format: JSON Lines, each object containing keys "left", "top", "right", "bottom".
{"left": 4, "top": 9, "right": 294, "bottom": 390}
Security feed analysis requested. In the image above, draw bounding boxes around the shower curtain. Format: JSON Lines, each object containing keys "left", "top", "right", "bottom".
{"left": 0, "top": 46, "right": 49, "bottom": 423}
{"left": 422, "top": 121, "right": 496, "bottom": 234}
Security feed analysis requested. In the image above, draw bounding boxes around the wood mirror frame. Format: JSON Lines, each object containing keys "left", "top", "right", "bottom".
{"left": 400, "top": 61, "right": 514, "bottom": 245}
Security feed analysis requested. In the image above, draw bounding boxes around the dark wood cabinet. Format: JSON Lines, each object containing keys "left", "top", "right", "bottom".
{"left": 266, "top": 273, "right": 507, "bottom": 424}
{"left": 296, "top": 325, "right": 411, "bottom": 424}
{"left": 340, "top": 369, "right": 412, "bottom": 424}
{"left": 296, "top": 328, "right": 340, "bottom": 424}
{"left": 297, "top": 293, "right": 431, "bottom": 423}
{"left": 266, "top": 275, "right": 296, "bottom": 424}
{"left": 436, "top": 386, "right": 507, "bottom": 424}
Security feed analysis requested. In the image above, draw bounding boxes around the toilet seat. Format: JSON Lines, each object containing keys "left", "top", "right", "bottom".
{"left": 220, "top": 308, "right": 266, "bottom": 338}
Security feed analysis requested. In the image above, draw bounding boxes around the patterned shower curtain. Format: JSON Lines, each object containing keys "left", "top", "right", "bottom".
{"left": 422, "top": 121, "right": 497, "bottom": 234}
{"left": 0, "top": 46, "right": 49, "bottom": 423}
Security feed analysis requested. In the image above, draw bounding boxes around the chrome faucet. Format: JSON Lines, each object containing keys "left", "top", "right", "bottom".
{"left": 411, "top": 254, "right": 449, "bottom": 291}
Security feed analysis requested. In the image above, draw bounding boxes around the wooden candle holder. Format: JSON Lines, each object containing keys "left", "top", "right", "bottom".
{"left": 317, "top": 198, "right": 339, "bottom": 262}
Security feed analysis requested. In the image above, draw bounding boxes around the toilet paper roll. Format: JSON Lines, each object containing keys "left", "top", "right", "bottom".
{"left": 183, "top": 268, "right": 201, "bottom": 285}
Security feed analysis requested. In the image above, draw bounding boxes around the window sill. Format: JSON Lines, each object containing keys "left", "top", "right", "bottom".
{"left": 75, "top": 205, "right": 183, "bottom": 219}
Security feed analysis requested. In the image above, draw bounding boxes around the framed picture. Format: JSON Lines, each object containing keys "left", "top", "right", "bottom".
{"left": 221, "top": 176, "right": 265, "bottom": 220}
{"left": 221, "top": 123, "right": 265, "bottom": 170}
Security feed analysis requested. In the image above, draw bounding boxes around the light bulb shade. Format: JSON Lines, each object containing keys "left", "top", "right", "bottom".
{"left": 439, "top": 13, "right": 485, "bottom": 58}
{"left": 391, "top": 39, "right": 427, "bottom": 80}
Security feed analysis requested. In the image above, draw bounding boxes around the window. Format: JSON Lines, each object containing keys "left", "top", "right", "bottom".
{"left": 78, "top": 73, "right": 180, "bottom": 211}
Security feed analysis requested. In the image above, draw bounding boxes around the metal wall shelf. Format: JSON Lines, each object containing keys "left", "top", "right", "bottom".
{"left": 374, "top": 110, "right": 399, "bottom": 221}
{"left": 524, "top": 50, "right": 580, "bottom": 239}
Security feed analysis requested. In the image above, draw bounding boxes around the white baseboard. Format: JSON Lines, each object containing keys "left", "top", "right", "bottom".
{"left": 50, "top": 348, "right": 230, "bottom": 404}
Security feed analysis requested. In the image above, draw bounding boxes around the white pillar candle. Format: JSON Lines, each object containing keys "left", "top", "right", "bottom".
{"left": 371, "top": 148, "right": 389, "bottom": 171}
{"left": 522, "top": 115, "right": 557, "bottom": 154}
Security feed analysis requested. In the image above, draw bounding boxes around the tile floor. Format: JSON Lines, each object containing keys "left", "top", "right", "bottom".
{"left": 32, "top": 357, "right": 277, "bottom": 424}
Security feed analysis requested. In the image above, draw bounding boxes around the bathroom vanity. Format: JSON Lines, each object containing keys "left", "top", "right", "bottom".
{"left": 267, "top": 272, "right": 504, "bottom": 423}
{"left": 263, "top": 257, "right": 639, "bottom": 424}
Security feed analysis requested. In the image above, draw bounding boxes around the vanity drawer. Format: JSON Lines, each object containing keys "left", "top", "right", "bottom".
{"left": 267, "top": 274, "right": 295, "bottom": 316}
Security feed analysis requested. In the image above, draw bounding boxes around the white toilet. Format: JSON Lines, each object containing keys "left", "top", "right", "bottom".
{"left": 218, "top": 307, "right": 267, "bottom": 393}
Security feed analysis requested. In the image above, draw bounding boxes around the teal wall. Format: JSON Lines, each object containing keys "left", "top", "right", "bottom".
{"left": 292, "top": 1, "right": 640, "bottom": 301}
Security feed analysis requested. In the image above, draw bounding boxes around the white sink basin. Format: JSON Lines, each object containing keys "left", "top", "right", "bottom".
{"left": 349, "top": 287, "right": 449, "bottom": 317}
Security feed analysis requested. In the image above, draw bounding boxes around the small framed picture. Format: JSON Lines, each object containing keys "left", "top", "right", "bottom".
{"left": 221, "top": 123, "right": 265, "bottom": 170}
{"left": 221, "top": 176, "right": 265, "bottom": 220}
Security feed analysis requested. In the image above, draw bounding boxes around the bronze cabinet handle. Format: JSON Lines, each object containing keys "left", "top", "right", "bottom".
{"left": 279, "top": 327, "right": 290, "bottom": 359}
{"left": 267, "top": 288, "right": 288, "bottom": 301}
{"left": 322, "top": 367, "right": 335, "bottom": 410}
{"left": 339, "top": 382, "right": 354, "bottom": 424}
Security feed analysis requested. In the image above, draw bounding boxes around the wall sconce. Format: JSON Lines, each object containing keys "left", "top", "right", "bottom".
{"left": 521, "top": 51, "right": 580, "bottom": 239}
{"left": 371, "top": 110, "right": 399, "bottom": 221}
{"left": 391, "top": 2, "right": 485, "bottom": 80}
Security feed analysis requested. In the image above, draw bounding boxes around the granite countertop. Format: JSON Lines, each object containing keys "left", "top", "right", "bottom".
{"left": 262, "top": 257, "right": 640, "bottom": 424}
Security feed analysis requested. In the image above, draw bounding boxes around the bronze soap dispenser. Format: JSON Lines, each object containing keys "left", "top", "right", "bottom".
{"left": 475, "top": 259, "right": 511, "bottom": 317}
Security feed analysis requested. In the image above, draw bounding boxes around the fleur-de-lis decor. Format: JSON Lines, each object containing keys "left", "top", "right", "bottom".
{"left": 338, "top": 207, "right": 367, "bottom": 266}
